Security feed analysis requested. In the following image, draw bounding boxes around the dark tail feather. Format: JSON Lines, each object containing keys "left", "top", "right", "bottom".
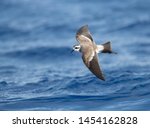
{"left": 101, "top": 41, "right": 117, "bottom": 54}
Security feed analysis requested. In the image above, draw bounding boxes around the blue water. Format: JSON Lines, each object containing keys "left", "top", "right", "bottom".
{"left": 0, "top": 0, "right": 150, "bottom": 110}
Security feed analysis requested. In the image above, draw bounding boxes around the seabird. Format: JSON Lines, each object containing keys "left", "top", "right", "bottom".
{"left": 72, "top": 25, "right": 117, "bottom": 81}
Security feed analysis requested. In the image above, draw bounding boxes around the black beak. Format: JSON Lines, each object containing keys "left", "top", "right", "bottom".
{"left": 71, "top": 49, "right": 74, "bottom": 53}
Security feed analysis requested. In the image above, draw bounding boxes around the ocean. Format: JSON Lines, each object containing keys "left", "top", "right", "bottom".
{"left": 0, "top": 0, "right": 150, "bottom": 110}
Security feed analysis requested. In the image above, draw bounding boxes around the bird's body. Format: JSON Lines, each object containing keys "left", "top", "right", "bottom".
{"left": 73, "top": 25, "right": 116, "bottom": 80}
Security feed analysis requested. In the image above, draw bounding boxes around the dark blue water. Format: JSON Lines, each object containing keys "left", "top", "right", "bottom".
{"left": 0, "top": 0, "right": 150, "bottom": 110}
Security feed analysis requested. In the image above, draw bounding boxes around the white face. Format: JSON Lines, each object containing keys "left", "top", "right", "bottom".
{"left": 73, "top": 45, "right": 81, "bottom": 52}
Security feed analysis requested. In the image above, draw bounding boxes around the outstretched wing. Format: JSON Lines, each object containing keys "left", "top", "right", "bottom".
{"left": 76, "top": 25, "right": 94, "bottom": 45}
{"left": 82, "top": 52, "right": 105, "bottom": 81}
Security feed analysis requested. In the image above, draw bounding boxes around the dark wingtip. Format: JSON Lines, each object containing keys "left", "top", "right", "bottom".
{"left": 100, "top": 77, "right": 105, "bottom": 81}
{"left": 78, "top": 25, "right": 88, "bottom": 31}
{"left": 103, "top": 78, "right": 106, "bottom": 81}
{"left": 97, "top": 75, "right": 105, "bottom": 81}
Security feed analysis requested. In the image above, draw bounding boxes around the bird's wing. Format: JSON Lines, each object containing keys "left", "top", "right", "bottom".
{"left": 82, "top": 52, "right": 105, "bottom": 81}
{"left": 76, "top": 25, "right": 94, "bottom": 45}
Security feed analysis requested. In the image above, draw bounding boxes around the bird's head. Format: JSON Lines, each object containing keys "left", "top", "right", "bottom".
{"left": 72, "top": 44, "right": 81, "bottom": 52}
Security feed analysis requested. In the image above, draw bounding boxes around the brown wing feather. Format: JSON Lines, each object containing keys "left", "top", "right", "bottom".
{"left": 76, "top": 25, "right": 94, "bottom": 45}
{"left": 76, "top": 25, "right": 93, "bottom": 41}
{"left": 82, "top": 53, "right": 105, "bottom": 81}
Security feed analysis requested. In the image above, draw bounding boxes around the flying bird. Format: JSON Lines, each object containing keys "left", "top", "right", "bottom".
{"left": 72, "top": 25, "right": 117, "bottom": 81}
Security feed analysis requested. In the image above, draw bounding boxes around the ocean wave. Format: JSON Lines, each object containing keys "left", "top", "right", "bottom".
{"left": 2, "top": 46, "right": 76, "bottom": 61}
{"left": 109, "top": 19, "right": 150, "bottom": 33}
{"left": 0, "top": 24, "right": 30, "bottom": 39}
{"left": 0, "top": 69, "right": 150, "bottom": 110}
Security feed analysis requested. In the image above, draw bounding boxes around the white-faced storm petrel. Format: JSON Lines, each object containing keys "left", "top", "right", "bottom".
{"left": 72, "top": 25, "right": 117, "bottom": 81}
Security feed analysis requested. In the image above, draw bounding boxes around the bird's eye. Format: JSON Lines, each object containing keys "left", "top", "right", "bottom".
{"left": 75, "top": 47, "right": 78, "bottom": 49}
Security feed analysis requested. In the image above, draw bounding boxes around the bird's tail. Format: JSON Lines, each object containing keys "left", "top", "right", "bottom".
{"left": 101, "top": 41, "right": 117, "bottom": 54}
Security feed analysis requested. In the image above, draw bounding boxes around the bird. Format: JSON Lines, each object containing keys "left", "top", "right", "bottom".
{"left": 72, "top": 25, "right": 117, "bottom": 81}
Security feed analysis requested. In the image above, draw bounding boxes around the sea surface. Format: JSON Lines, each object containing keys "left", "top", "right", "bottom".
{"left": 0, "top": 0, "right": 150, "bottom": 110}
